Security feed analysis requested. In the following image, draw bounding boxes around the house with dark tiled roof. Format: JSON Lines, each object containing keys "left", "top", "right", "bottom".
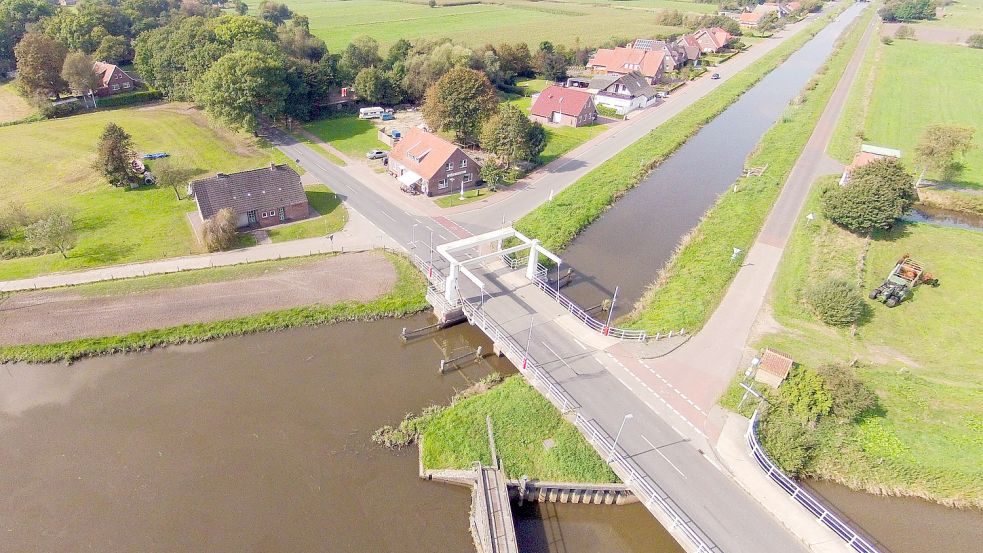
{"left": 190, "top": 163, "right": 309, "bottom": 228}
{"left": 530, "top": 85, "right": 597, "bottom": 127}
{"left": 92, "top": 61, "right": 137, "bottom": 96}
{"left": 387, "top": 128, "right": 480, "bottom": 197}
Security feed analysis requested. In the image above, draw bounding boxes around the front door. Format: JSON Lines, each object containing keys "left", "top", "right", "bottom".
{"left": 247, "top": 210, "right": 257, "bottom": 225}
{"left": 551, "top": 111, "right": 562, "bottom": 124}
{"left": 278, "top": 207, "right": 286, "bottom": 223}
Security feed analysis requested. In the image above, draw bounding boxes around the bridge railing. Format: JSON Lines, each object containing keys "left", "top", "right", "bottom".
{"left": 459, "top": 295, "right": 715, "bottom": 553}
{"left": 746, "top": 411, "right": 881, "bottom": 553}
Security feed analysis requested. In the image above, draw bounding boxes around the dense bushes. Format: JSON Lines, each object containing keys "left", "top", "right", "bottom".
{"left": 807, "top": 278, "right": 865, "bottom": 326}
{"left": 822, "top": 158, "right": 916, "bottom": 233}
{"left": 96, "top": 88, "right": 162, "bottom": 108}
{"left": 879, "top": 0, "right": 935, "bottom": 22}
{"left": 201, "top": 208, "right": 238, "bottom": 252}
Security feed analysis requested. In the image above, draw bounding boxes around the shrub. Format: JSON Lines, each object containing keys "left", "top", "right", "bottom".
{"left": 968, "top": 33, "right": 983, "bottom": 49}
{"left": 894, "top": 24, "right": 916, "bottom": 40}
{"left": 815, "top": 363, "right": 878, "bottom": 421}
{"left": 201, "top": 208, "right": 239, "bottom": 252}
{"left": 807, "top": 278, "right": 865, "bottom": 326}
{"left": 0, "top": 202, "right": 34, "bottom": 239}
{"left": 881, "top": 36, "right": 894, "bottom": 45}
{"left": 96, "top": 88, "right": 163, "bottom": 108}
{"left": 759, "top": 405, "right": 815, "bottom": 475}
{"left": 822, "top": 158, "right": 916, "bottom": 233}
{"left": 780, "top": 366, "right": 834, "bottom": 425}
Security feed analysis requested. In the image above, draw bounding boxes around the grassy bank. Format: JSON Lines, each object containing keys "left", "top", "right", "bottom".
{"left": 377, "top": 375, "right": 618, "bottom": 483}
{"left": 0, "top": 251, "right": 428, "bottom": 364}
{"left": 721, "top": 180, "right": 983, "bottom": 508}
{"left": 303, "top": 115, "right": 388, "bottom": 159}
{"left": 623, "top": 5, "right": 873, "bottom": 334}
{"left": 513, "top": 5, "right": 847, "bottom": 256}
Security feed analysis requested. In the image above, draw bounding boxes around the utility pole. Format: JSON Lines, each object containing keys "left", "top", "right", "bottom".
{"left": 605, "top": 286, "right": 619, "bottom": 330}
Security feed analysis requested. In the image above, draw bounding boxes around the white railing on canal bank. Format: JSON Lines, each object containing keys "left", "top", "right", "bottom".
{"left": 746, "top": 411, "right": 881, "bottom": 553}
{"left": 459, "top": 295, "right": 716, "bottom": 553}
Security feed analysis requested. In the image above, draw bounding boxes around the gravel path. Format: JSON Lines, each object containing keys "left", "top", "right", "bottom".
{"left": 0, "top": 251, "right": 396, "bottom": 346}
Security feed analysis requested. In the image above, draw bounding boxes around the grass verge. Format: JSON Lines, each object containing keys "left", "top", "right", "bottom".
{"left": 0, "top": 251, "right": 427, "bottom": 364}
{"left": 289, "top": 130, "right": 346, "bottom": 166}
{"left": 433, "top": 187, "right": 495, "bottom": 208}
{"left": 303, "top": 114, "right": 388, "bottom": 159}
{"left": 622, "top": 5, "right": 873, "bottom": 334}
{"left": 513, "top": 4, "right": 849, "bottom": 256}
{"left": 375, "top": 374, "right": 618, "bottom": 483}
{"left": 267, "top": 184, "right": 348, "bottom": 242}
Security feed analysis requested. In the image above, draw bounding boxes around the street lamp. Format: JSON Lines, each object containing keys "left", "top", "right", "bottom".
{"left": 608, "top": 413, "right": 634, "bottom": 463}
{"left": 411, "top": 223, "right": 418, "bottom": 247}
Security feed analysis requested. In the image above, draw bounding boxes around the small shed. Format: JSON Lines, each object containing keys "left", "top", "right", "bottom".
{"left": 754, "top": 348, "right": 795, "bottom": 388}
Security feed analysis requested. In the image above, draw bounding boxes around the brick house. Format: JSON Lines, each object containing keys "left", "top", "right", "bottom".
{"left": 190, "top": 164, "right": 310, "bottom": 228}
{"left": 530, "top": 85, "right": 597, "bottom": 127}
{"left": 387, "top": 128, "right": 480, "bottom": 197}
{"left": 586, "top": 47, "right": 666, "bottom": 84}
{"left": 92, "top": 61, "right": 137, "bottom": 96}
{"left": 688, "top": 27, "right": 733, "bottom": 53}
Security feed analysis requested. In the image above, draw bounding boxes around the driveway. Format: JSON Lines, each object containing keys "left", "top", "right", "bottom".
{"left": 0, "top": 251, "right": 396, "bottom": 345}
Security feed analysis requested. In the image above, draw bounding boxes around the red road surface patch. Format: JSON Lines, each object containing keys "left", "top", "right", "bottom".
{"left": 433, "top": 216, "right": 473, "bottom": 239}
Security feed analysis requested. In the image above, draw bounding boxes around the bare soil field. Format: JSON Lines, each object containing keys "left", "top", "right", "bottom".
{"left": 0, "top": 252, "right": 396, "bottom": 345}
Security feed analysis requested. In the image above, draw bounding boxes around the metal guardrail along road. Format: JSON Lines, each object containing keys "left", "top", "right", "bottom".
{"left": 746, "top": 411, "right": 881, "bottom": 553}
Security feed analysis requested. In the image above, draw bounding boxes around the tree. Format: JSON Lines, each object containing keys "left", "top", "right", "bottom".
{"left": 24, "top": 208, "right": 76, "bottom": 258}
{"left": 152, "top": 158, "right": 196, "bottom": 200}
{"left": 422, "top": 66, "right": 498, "bottom": 144}
{"left": 534, "top": 41, "right": 567, "bottom": 81}
{"left": 195, "top": 49, "right": 289, "bottom": 132}
{"left": 480, "top": 103, "right": 545, "bottom": 168}
{"left": 201, "top": 207, "right": 238, "bottom": 251}
{"left": 14, "top": 30, "right": 68, "bottom": 99}
{"left": 94, "top": 34, "right": 132, "bottom": 64}
{"left": 894, "top": 24, "right": 916, "bottom": 40}
{"left": 353, "top": 67, "right": 402, "bottom": 105}
{"left": 134, "top": 16, "right": 230, "bottom": 100}
{"left": 95, "top": 123, "right": 135, "bottom": 187}
{"left": 807, "top": 278, "right": 865, "bottom": 327}
{"left": 913, "top": 124, "right": 975, "bottom": 181}
{"left": 822, "top": 158, "right": 916, "bottom": 233}
{"left": 257, "top": 0, "right": 292, "bottom": 25}
{"left": 400, "top": 40, "right": 475, "bottom": 100}
{"left": 384, "top": 38, "right": 412, "bottom": 70}
{"left": 879, "top": 0, "right": 935, "bottom": 22}
{"left": 496, "top": 41, "right": 533, "bottom": 80}
{"left": 340, "top": 35, "right": 381, "bottom": 81}
{"left": 61, "top": 51, "right": 99, "bottom": 96}
{"left": 235, "top": 0, "right": 249, "bottom": 15}
{"left": 277, "top": 17, "right": 326, "bottom": 61}
{"left": 968, "top": 33, "right": 983, "bottom": 49}
{"left": 0, "top": 0, "right": 56, "bottom": 72}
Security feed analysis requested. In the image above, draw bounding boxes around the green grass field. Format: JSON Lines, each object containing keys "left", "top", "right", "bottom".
{"left": 0, "top": 104, "right": 296, "bottom": 280}
{"left": 924, "top": 0, "right": 983, "bottom": 30}
{"left": 863, "top": 40, "right": 983, "bottom": 188}
{"left": 303, "top": 115, "right": 388, "bottom": 159}
{"left": 278, "top": 0, "right": 696, "bottom": 52}
{"left": 267, "top": 184, "right": 348, "bottom": 242}
{"left": 421, "top": 375, "right": 618, "bottom": 482}
{"left": 0, "top": 81, "right": 34, "bottom": 123}
{"left": 736, "top": 180, "right": 983, "bottom": 507}
{"left": 507, "top": 78, "right": 609, "bottom": 165}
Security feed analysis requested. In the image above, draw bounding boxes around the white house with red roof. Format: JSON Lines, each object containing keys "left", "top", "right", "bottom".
{"left": 529, "top": 85, "right": 597, "bottom": 127}
{"left": 586, "top": 47, "right": 667, "bottom": 84}
{"left": 92, "top": 61, "right": 137, "bottom": 96}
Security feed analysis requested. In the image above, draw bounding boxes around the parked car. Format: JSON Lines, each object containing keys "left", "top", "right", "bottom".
{"left": 366, "top": 149, "right": 388, "bottom": 160}
{"left": 656, "top": 91, "right": 668, "bottom": 98}
{"left": 710, "top": 73, "right": 721, "bottom": 80}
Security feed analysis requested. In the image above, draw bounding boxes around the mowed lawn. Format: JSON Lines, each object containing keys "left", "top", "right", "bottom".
{"left": 864, "top": 40, "right": 983, "bottom": 188}
{"left": 278, "top": 0, "right": 689, "bottom": 51}
{"left": 508, "top": 79, "right": 610, "bottom": 165}
{"left": 924, "top": 0, "right": 983, "bottom": 30}
{"left": 758, "top": 182, "right": 983, "bottom": 504}
{"left": 0, "top": 81, "right": 34, "bottom": 123}
{"left": 267, "top": 184, "right": 347, "bottom": 242}
{"left": 303, "top": 115, "right": 388, "bottom": 159}
{"left": 0, "top": 104, "right": 287, "bottom": 280}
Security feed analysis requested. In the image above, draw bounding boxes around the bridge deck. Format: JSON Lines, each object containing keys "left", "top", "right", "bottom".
{"left": 472, "top": 465, "right": 518, "bottom": 553}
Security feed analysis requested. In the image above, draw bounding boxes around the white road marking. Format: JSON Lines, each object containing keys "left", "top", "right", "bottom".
{"left": 572, "top": 338, "right": 588, "bottom": 351}
{"left": 642, "top": 435, "right": 686, "bottom": 479}
{"left": 381, "top": 211, "right": 396, "bottom": 222}
{"left": 542, "top": 342, "right": 571, "bottom": 370}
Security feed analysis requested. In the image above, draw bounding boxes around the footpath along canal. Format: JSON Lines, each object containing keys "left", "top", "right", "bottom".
{"left": 0, "top": 316, "right": 683, "bottom": 553}
{"left": 559, "top": 3, "right": 864, "bottom": 312}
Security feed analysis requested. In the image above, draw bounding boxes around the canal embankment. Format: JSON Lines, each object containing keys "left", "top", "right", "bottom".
{"left": 0, "top": 250, "right": 429, "bottom": 363}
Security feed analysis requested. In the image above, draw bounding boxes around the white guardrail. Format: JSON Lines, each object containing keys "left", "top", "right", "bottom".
{"left": 746, "top": 411, "right": 881, "bottom": 553}
{"left": 459, "top": 295, "right": 716, "bottom": 553}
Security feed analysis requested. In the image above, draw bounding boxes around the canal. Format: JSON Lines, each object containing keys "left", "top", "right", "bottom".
{"left": 559, "top": 2, "right": 866, "bottom": 313}
{"left": 0, "top": 315, "right": 683, "bottom": 553}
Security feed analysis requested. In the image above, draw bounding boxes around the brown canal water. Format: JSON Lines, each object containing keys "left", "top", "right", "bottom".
{"left": 805, "top": 480, "right": 983, "bottom": 553}
{"left": 0, "top": 315, "right": 682, "bottom": 553}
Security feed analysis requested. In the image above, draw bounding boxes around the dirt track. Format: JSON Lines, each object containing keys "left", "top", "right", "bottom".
{"left": 0, "top": 251, "right": 396, "bottom": 346}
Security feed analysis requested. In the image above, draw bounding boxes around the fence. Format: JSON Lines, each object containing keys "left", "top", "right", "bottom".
{"left": 746, "top": 411, "right": 881, "bottom": 553}
{"left": 459, "top": 295, "right": 715, "bottom": 553}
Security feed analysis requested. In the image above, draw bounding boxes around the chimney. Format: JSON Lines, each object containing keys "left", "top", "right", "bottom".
{"left": 217, "top": 172, "right": 227, "bottom": 178}
{"left": 270, "top": 161, "right": 276, "bottom": 170}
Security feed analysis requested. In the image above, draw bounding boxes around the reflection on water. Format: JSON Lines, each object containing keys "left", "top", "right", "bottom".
{"left": 0, "top": 316, "right": 681, "bottom": 552}
{"left": 904, "top": 204, "right": 983, "bottom": 232}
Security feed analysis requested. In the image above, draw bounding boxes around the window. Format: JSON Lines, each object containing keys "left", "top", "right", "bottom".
{"left": 437, "top": 179, "right": 448, "bottom": 189}
{"left": 446, "top": 162, "right": 454, "bottom": 171}
{"left": 460, "top": 159, "right": 467, "bottom": 168}
{"left": 462, "top": 174, "right": 472, "bottom": 183}
{"left": 122, "top": 82, "right": 131, "bottom": 89}
{"left": 111, "top": 84, "right": 120, "bottom": 91}
{"left": 261, "top": 211, "right": 268, "bottom": 218}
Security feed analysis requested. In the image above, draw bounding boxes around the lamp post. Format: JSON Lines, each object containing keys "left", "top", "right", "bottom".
{"left": 411, "top": 223, "right": 418, "bottom": 247}
{"left": 522, "top": 315, "right": 534, "bottom": 370}
{"left": 608, "top": 413, "right": 634, "bottom": 463}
